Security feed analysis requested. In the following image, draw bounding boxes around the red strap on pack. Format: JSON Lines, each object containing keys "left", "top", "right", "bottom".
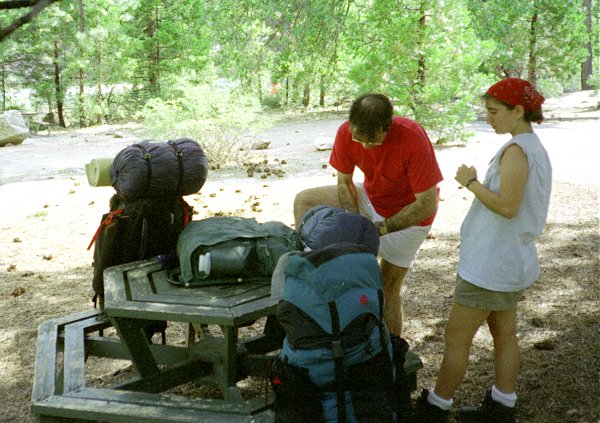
{"left": 181, "top": 198, "right": 192, "bottom": 227}
{"left": 87, "top": 208, "right": 125, "bottom": 250}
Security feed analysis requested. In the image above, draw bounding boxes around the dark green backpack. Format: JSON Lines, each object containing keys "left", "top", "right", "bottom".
{"left": 175, "top": 216, "right": 302, "bottom": 287}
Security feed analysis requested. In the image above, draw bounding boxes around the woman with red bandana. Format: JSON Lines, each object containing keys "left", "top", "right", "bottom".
{"left": 414, "top": 79, "right": 552, "bottom": 423}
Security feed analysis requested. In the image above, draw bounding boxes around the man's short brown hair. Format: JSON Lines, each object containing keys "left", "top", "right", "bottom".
{"left": 349, "top": 94, "right": 394, "bottom": 141}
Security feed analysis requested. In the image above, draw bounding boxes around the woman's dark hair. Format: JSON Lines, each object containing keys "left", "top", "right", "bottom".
{"left": 482, "top": 93, "right": 544, "bottom": 124}
{"left": 349, "top": 94, "right": 394, "bottom": 141}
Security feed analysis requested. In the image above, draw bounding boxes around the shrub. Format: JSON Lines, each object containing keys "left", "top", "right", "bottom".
{"left": 141, "top": 74, "right": 270, "bottom": 167}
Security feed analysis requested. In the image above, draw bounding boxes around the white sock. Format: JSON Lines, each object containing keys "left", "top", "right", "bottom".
{"left": 427, "top": 388, "right": 453, "bottom": 410}
{"left": 491, "top": 385, "right": 517, "bottom": 408}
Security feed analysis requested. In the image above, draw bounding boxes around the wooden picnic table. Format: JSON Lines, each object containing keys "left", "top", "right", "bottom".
{"left": 103, "top": 259, "right": 281, "bottom": 401}
{"left": 31, "top": 259, "right": 422, "bottom": 422}
{"left": 20, "top": 111, "right": 50, "bottom": 134}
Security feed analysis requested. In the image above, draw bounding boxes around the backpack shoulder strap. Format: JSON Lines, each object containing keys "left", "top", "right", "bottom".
{"left": 87, "top": 208, "right": 125, "bottom": 250}
{"left": 328, "top": 301, "right": 346, "bottom": 423}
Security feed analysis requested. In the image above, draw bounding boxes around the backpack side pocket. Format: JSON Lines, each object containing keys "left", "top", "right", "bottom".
{"left": 270, "top": 358, "right": 324, "bottom": 423}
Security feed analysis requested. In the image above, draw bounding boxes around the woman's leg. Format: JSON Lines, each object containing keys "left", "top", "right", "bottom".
{"left": 433, "top": 302, "right": 490, "bottom": 399}
{"left": 487, "top": 309, "right": 520, "bottom": 393}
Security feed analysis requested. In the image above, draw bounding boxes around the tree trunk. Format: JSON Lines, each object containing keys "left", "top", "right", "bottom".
{"left": 285, "top": 77, "right": 289, "bottom": 106}
{"left": 302, "top": 83, "right": 310, "bottom": 107}
{"left": 319, "top": 74, "right": 325, "bottom": 107}
{"left": 527, "top": 9, "right": 538, "bottom": 86}
{"left": 581, "top": 0, "right": 593, "bottom": 89}
{"left": 257, "top": 77, "right": 263, "bottom": 103}
{"left": 416, "top": 1, "right": 427, "bottom": 87}
{"left": 78, "top": 0, "right": 85, "bottom": 128}
{"left": 146, "top": 5, "right": 160, "bottom": 95}
{"left": 1, "top": 61, "right": 5, "bottom": 112}
{"left": 96, "top": 39, "right": 103, "bottom": 125}
{"left": 53, "top": 41, "right": 66, "bottom": 128}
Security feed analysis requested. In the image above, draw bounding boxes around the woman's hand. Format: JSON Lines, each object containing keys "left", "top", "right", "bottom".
{"left": 455, "top": 165, "right": 477, "bottom": 187}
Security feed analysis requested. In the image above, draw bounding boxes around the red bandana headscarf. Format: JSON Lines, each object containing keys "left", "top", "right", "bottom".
{"left": 486, "top": 78, "right": 545, "bottom": 113}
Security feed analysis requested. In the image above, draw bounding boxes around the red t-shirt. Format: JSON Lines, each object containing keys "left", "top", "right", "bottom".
{"left": 329, "top": 116, "right": 443, "bottom": 226}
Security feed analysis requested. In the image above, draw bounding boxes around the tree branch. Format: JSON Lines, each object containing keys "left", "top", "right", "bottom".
{"left": 0, "top": 0, "right": 61, "bottom": 42}
{"left": 0, "top": 1, "right": 37, "bottom": 10}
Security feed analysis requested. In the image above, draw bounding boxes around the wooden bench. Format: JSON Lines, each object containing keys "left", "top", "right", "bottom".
{"left": 30, "top": 308, "right": 277, "bottom": 422}
{"left": 32, "top": 388, "right": 274, "bottom": 422}
{"left": 21, "top": 112, "right": 51, "bottom": 135}
{"left": 31, "top": 308, "right": 115, "bottom": 402}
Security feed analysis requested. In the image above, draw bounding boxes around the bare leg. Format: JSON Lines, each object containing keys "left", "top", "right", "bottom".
{"left": 487, "top": 309, "right": 520, "bottom": 393}
{"left": 293, "top": 185, "right": 340, "bottom": 227}
{"left": 434, "top": 302, "right": 490, "bottom": 399}
{"left": 380, "top": 259, "right": 409, "bottom": 337}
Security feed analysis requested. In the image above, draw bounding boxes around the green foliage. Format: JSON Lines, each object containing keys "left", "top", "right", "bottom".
{"left": 2, "top": 0, "right": 595, "bottom": 139}
{"left": 141, "top": 72, "right": 271, "bottom": 166}
{"left": 467, "top": 0, "right": 589, "bottom": 88}
{"left": 346, "top": 0, "right": 492, "bottom": 143}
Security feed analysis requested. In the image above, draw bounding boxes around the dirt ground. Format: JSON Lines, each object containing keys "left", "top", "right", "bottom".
{"left": 0, "top": 91, "right": 598, "bottom": 422}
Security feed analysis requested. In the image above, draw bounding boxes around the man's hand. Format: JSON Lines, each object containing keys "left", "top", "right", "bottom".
{"left": 336, "top": 171, "right": 359, "bottom": 213}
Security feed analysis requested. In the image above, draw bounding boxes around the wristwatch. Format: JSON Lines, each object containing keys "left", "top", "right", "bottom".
{"left": 466, "top": 177, "right": 478, "bottom": 189}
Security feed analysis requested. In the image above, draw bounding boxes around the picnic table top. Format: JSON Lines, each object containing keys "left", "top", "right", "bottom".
{"left": 103, "top": 259, "right": 278, "bottom": 327}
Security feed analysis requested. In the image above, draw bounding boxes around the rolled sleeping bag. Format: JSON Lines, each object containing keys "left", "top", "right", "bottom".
{"left": 298, "top": 205, "right": 380, "bottom": 255}
{"left": 85, "top": 157, "right": 114, "bottom": 187}
{"left": 110, "top": 138, "right": 208, "bottom": 199}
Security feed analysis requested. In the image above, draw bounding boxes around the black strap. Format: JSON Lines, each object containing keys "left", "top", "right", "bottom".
{"left": 168, "top": 140, "right": 184, "bottom": 195}
{"left": 328, "top": 301, "right": 346, "bottom": 423}
{"left": 135, "top": 143, "right": 153, "bottom": 197}
{"left": 377, "top": 288, "right": 391, "bottom": 352}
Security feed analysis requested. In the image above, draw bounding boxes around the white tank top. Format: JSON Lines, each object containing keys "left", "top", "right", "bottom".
{"left": 457, "top": 132, "right": 552, "bottom": 291}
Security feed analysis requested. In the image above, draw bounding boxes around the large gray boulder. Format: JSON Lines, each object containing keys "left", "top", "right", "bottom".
{"left": 0, "top": 110, "right": 28, "bottom": 147}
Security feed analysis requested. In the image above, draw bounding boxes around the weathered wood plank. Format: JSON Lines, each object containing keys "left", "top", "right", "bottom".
{"left": 31, "top": 323, "right": 59, "bottom": 401}
{"left": 106, "top": 302, "right": 235, "bottom": 325}
{"left": 110, "top": 317, "right": 161, "bottom": 378}
{"left": 67, "top": 387, "right": 271, "bottom": 414}
{"left": 33, "top": 309, "right": 108, "bottom": 401}
{"left": 62, "top": 324, "right": 86, "bottom": 393}
{"left": 113, "top": 359, "right": 213, "bottom": 393}
{"left": 32, "top": 391, "right": 274, "bottom": 422}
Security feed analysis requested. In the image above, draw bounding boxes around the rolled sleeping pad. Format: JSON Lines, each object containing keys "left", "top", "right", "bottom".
{"left": 85, "top": 157, "right": 114, "bottom": 187}
{"left": 110, "top": 138, "right": 209, "bottom": 199}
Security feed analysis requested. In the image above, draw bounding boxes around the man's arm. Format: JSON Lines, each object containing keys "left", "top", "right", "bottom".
{"left": 381, "top": 185, "right": 438, "bottom": 233}
{"left": 336, "top": 171, "right": 359, "bottom": 213}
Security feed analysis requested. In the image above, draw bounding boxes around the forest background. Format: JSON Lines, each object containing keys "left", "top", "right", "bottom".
{"left": 1, "top": 0, "right": 598, "bottom": 158}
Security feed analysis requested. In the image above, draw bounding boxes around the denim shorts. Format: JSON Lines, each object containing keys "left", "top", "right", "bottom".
{"left": 454, "top": 274, "right": 525, "bottom": 311}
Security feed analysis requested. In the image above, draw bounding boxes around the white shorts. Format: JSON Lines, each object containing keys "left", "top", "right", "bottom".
{"left": 356, "top": 183, "right": 431, "bottom": 268}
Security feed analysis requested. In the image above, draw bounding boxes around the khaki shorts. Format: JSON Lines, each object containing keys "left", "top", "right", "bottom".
{"left": 454, "top": 274, "right": 525, "bottom": 311}
{"left": 355, "top": 183, "right": 430, "bottom": 268}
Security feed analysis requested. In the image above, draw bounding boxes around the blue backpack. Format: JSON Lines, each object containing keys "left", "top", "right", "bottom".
{"left": 271, "top": 242, "right": 395, "bottom": 423}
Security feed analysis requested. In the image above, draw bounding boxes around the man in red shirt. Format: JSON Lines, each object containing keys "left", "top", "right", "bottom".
{"left": 294, "top": 93, "right": 443, "bottom": 338}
